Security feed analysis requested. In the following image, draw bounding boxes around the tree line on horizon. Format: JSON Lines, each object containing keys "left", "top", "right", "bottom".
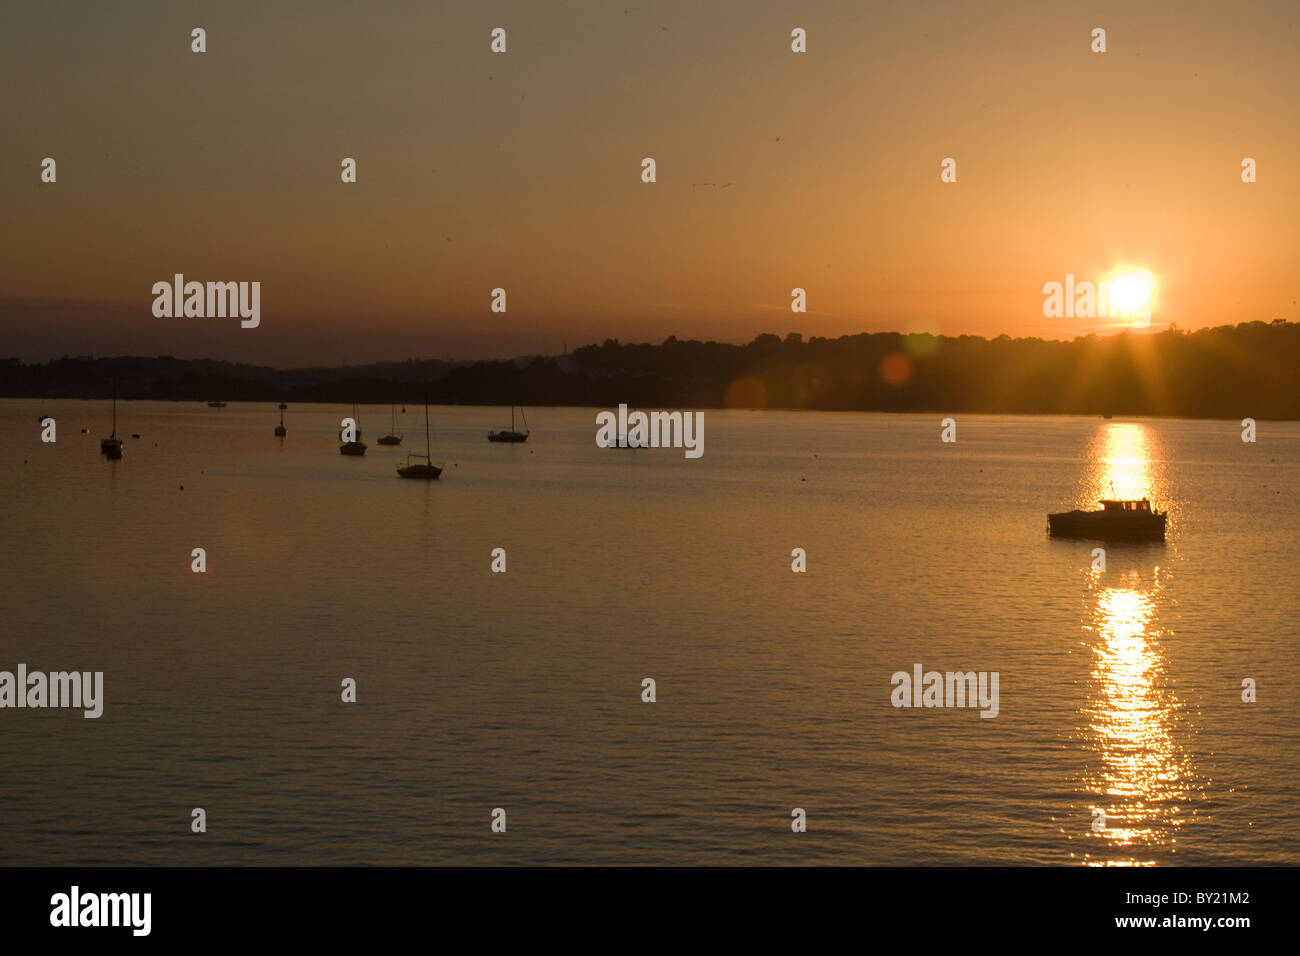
{"left": 1, "top": 320, "right": 1296, "bottom": 419}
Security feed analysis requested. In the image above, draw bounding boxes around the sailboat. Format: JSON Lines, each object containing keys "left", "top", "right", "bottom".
{"left": 487, "top": 404, "right": 529, "bottom": 443}
{"left": 397, "top": 399, "right": 442, "bottom": 479}
{"left": 274, "top": 405, "right": 287, "bottom": 436}
{"left": 340, "top": 401, "right": 367, "bottom": 456}
{"left": 377, "top": 402, "right": 402, "bottom": 445}
{"left": 100, "top": 382, "right": 123, "bottom": 459}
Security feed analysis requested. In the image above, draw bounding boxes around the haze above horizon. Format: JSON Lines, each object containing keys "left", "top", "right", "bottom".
{"left": 2, "top": 0, "right": 1296, "bottom": 365}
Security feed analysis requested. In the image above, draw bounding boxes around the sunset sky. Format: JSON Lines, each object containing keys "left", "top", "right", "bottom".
{"left": 1, "top": 0, "right": 1296, "bottom": 365}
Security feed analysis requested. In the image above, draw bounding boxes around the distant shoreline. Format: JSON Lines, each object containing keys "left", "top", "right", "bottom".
{"left": 5, "top": 397, "right": 1295, "bottom": 426}
{"left": 3, "top": 321, "right": 1296, "bottom": 419}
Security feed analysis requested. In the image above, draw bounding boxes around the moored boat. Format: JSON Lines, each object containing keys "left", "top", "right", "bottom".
{"left": 101, "top": 384, "right": 123, "bottom": 459}
{"left": 377, "top": 401, "right": 402, "bottom": 445}
{"left": 397, "top": 460, "right": 442, "bottom": 478}
{"left": 340, "top": 401, "right": 366, "bottom": 455}
{"left": 487, "top": 404, "right": 529, "bottom": 443}
{"left": 1048, "top": 498, "right": 1166, "bottom": 541}
{"left": 398, "top": 397, "right": 442, "bottom": 480}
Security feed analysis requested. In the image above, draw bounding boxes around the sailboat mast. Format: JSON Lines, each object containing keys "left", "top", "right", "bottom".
{"left": 425, "top": 399, "right": 431, "bottom": 464}
{"left": 111, "top": 381, "right": 117, "bottom": 438}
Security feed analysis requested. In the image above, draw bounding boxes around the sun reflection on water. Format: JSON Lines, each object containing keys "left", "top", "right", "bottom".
{"left": 1084, "top": 421, "right": 1168, "bottom": 506}
{"left": 1071, "top": 423, "right": 1200, "bottom": 865}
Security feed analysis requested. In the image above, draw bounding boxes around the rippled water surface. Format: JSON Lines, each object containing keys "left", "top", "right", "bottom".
{"left": 1, "top": 402, "right": 1296, "bottom": 865}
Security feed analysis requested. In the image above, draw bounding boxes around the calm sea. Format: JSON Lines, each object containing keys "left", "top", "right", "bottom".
{"left": 1, "top": 401, "right": 1296, "bottom": 865}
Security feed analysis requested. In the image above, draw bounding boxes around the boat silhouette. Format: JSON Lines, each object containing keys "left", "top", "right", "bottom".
{"left": 1048, "top": 498, "right": 1166, "bottom": 542}
{"left": 377, "top": 401, "right": 402, "bottom": 445}
{"left": 397, "top": 398, "right": 442, "bottom": 479}
{"left": 100, "top": 382, "right": 123, "bottom": 459}
{"left": 487, "top": 404, "right": 529, "bottom": 443}
{"left": 340, "top": 401, "right": 366, "bottom": 456}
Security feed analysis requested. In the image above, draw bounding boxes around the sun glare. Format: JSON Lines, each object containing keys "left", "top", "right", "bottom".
{"left": 1107, "top": 269, "right": 1156, "bottom": 316}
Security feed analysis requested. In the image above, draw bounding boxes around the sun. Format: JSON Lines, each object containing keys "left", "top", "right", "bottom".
{"left": 1109, "top": 271, "right": 1153, "bottom": 312}
{"left": 1106, "top": 269, "right": 1157, "bottom": 327}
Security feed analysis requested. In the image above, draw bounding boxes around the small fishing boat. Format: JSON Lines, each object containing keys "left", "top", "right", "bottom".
{"left": 278, "top": 402, "right": 288, "bottom": 410}
{"left": 487, "top": 404, "right": 529, "bottom": 443}
{"left": 207, "top": 401, "right": 227, "bottom": 408}
{"left": 100, "top": 383, "right": 123, "bottom": 459}
{"left": 274, "top": 405, "right": 287, "bottom": 437}
{"left": 1048, "top": 498, "right": 1166, "bottom": 542}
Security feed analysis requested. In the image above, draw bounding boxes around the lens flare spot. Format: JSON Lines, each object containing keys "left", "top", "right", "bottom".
{"left": 880, "top": 352, "right": 913, "bottom": 386}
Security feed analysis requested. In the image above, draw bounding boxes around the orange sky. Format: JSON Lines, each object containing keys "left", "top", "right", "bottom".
{"left": 1, "top": 0, "right": 1296, "bottom": 364}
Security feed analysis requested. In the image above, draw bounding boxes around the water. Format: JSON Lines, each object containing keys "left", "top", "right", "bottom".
{"left": 1, "top": 402, "right": 1296, "bottom": 865}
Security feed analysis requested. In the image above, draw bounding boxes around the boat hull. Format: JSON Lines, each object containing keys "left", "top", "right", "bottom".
{"left": 377, "top": 436, "right": 402, "bottom": 445}
{"left": 339, "top": 442, "right": 367, "bottom": 456}
{"left": 100, "top": 439, "right": 123, "bottom": 460}
{"left": 1048, "top": 510, "right": 1166, "bottom": 542}
{"left": 487, "top": 431, "right": 528, "bottom": 443}
{"left": 397, "top": 464, "right": 442, "bottom": 480}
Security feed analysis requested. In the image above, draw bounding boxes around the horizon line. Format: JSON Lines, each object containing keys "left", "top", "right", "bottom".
{"left": 6, "top": 318, "right": 1293, "bottom": 371}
